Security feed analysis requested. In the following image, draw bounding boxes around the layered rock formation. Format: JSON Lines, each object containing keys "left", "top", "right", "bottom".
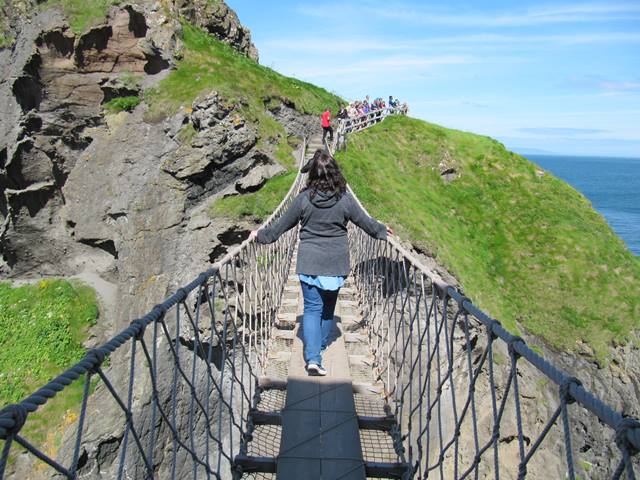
{"left": 0, "top": 2, "right": 315, "bottom": 477}
{"left": 0, "top": 0, "right": 291, "bottom": 285}
{"left": 172, "top": 0, "right": 259, "bottom": 61}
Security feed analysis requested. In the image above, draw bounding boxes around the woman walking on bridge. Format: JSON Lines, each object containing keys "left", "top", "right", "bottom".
{"left": 251, "top": 150, "right": 392, "bottom": 376}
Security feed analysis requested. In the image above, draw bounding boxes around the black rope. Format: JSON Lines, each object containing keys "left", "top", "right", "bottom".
{"left": 346, "top": 221, "right": 639, "bottom": 479}
{"left": 2, "top": 127, "right": 640, "bottom": 480}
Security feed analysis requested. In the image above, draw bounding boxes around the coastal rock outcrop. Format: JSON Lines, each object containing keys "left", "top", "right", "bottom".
{"left": 0, "top": 2, "right": 290, "bottom": 478}
{"left": 171, "top": 0, "right": 259, "bottom": 61}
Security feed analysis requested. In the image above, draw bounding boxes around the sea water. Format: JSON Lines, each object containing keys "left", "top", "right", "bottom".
{"left": 526, "top": 154, "right": 640, "bottom": 256}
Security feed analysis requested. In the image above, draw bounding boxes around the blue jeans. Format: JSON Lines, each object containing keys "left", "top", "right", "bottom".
{"left": 300, "top": 281, "right": 339, "bottom": 365}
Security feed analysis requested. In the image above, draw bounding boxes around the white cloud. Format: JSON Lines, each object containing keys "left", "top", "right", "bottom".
{"left": 292, "top": 55, "right": 474, "bottom": 78}
{"left": 262, "top": 32, "right": 640, "bottom": 56}
{"left": 297, "top": 2, "right": 640, "bottom": 27}
{"left": 600, "top": 81, "right": 640, "bottom": 91}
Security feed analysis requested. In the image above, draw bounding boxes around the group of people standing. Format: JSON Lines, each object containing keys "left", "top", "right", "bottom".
{"left": 321, "top": 94, "right": 409, "bottom": 143}
{"left": 338, "top": 95, "right": 407, "bottom": 120}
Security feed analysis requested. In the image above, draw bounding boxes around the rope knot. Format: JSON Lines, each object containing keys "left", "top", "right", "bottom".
{"left": 175, "top": 288, "right": 189, "bottom": 302}
{"left": 0, "top": 403, "right": 28, "bottom": 439}
{"left": 486, "top": 319, "right": 500, "bottom": 340}
{"left": 507, "top": 336, "right": 525, "bottom": 359}
{"left": 151, "top": 304, "right": 166, "bottom": 321}
{"left": 130, "top": 318, "right": 147, "bottom": 340}
{"left": 615, "top": 417, "right": 640, "bottom": 456}
{"left": 86, "top": 348, "right": 106, "bottom": 374}
{"left": 559, "top": 376, "right": 582, "bottom": 405}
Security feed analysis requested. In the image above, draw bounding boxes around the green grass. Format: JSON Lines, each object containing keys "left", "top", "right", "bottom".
{"left": 1, "top": 0, "right": 12, "bottom": 48}
{"left": 210, "top": 171, "right": 297, "bottom": 221}
{"left": 118, "top": 70, "right": 142, "bottom": 90}
{"left": 0, "top": 279, "right": 98, "bottom": 403}
{"left": 0, "top": 279, "right": 99, "bottom": 461}
{"left": 103, "top": 95, "right": 141, "bottom": 113}
{"left": 146, "top": 23, "right": 342, "bottom": 170}
{"left": 146, "top": 23, "right": 341, "bottom": 120}
{"left": 336, "top": 115, "right": 640, "bottom": 361}
{"left": 46, "top": 0, "right": 120, "bottom": 34}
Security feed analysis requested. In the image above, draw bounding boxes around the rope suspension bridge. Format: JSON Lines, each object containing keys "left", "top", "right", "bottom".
{"left": 1, "top": 108, "right": 638, "bottom": 479}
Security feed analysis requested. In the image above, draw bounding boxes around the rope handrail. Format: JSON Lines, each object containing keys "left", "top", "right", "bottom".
{"left": 347, "top": 188, "right": 640, "bottom": 478}
{"left": 333, "top": 106, "right": 405, "bottom": 151}
{"left": 332, "top": 121, "right": 639, "bottom": 478}
{"left": 1, "top": 104, "right": 638, "bottom": 479}
{"left": 0, "top": 138, "right": 310, "bottom": 479}
{"left": 349, "top": 183, "right": 631, "bottom": 436}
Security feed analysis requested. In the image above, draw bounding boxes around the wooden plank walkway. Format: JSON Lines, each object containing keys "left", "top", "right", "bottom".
{"left": 276, "top": 284, "right": 366, "bottom": 479}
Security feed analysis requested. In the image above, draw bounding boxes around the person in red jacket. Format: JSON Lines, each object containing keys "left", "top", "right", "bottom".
{"left": 321, "top": 108, "right": 334, "bottom": 143}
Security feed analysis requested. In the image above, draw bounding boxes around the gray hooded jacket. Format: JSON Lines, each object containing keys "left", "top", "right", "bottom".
{"left": 257, "top": 190, "right": 387, "bottom": 276}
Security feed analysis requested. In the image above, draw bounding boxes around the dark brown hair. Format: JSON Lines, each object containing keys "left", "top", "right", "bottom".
{"left": 305, "top": 149, "right": 347, "bottom": 199}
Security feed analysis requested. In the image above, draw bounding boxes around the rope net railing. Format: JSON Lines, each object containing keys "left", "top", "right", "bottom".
{"left": 334, "top": 107, "right": 405, "bottom": 151}
{"left": 348, "top": 213, "right": 640, "bottom": 479}
{"left": 2, "top": 107, "right": 638, "bottom": 480}
{"left": 0, "top": 140, "right": 309, "bottom": 480}
{"left": 331, "top": 111, "right": 639, "bottom": 479}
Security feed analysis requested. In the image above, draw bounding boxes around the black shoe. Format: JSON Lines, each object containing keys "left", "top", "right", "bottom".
{"left": 306, "top": 363, "right": 327, "bottom": 376}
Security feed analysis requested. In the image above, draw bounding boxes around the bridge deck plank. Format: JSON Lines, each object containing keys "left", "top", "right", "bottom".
{"left": 277, "top": 276, "right": 365, "bottom": 479}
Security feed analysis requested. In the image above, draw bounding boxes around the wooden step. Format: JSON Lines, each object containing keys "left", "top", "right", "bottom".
{"left": 267, "top": 351, "right": 291, "bottom": 362}
{"left": 276, "top": 312, "right": 298, "bottom": 329}
{"left": 273, "top": 329, "right": 295, "bottom": 340}
{"left": 344, "top": 332, "right": 369, "bottom": 343}
{"left": 364, "top": 461, "right": 411, "bottom": 479}
{"left": 234, "top": 455, "right": 277, "bottom": 474}
{"left": 250, "top": 410, "right": 397, "bottom": 432}
{"left": 348, "top": 354, "right": 374, "bottom": 366}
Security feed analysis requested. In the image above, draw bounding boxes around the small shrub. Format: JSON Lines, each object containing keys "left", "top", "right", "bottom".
{"left": 103, "top": 95, "right": 141, "bottom": 113}
{"left": 0, "top": 32, "right": 12, "bottom": 49}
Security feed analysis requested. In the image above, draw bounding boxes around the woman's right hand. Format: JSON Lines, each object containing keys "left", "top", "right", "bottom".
{"left": 386, "top": 225, "right": 394, "bottom": 236}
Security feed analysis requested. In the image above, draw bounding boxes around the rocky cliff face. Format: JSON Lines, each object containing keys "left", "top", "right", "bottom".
{"left": 0, "top": 0, "right": 296, "bottom": 293}
{"left": 0, "top": 2, "right": 316, "bottom": 477}
{"left": 172, "top": 0, "right": 259, "bottom": 61}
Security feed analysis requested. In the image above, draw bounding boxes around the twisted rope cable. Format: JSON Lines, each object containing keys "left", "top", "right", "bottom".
{"left": 0, "top": 138, "right": 310, "bottom": 479}
{"left": 333, "top": 114, "right": 639, "bottom": 478}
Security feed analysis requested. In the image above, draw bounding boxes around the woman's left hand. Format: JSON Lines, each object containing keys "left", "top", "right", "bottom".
{"left": 249, "top": 230, "right": 259, "bottom": 241}
{"left": 386, "top": 225, "right": 394, "bottom": 236}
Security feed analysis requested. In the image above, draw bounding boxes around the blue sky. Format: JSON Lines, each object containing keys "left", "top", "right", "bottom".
{"left": 229, "top": 1, "right": 640, "bottom": 157}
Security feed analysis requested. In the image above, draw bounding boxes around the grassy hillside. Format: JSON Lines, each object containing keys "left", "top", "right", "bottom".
{"left": 0, "top": 280, "right": 98, "bottom": 458}
{"left": 211, "top": 170, "right": 297, "bottom": 220}
{"left": 336, "top": 115, "right": 639, "bottom": 360}
{"left": 146, "top": 23, "right": 342, "bottom": 168}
